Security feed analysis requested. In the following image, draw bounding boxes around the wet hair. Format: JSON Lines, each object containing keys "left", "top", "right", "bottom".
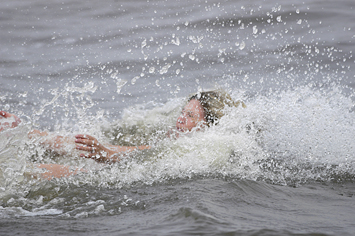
{"left": 188, "top": 90, "right": 246, "bottom": 126}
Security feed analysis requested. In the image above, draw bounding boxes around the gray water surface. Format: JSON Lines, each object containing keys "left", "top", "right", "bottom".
{"left": 1, "top": 0, "right": 355, "bottom": 235}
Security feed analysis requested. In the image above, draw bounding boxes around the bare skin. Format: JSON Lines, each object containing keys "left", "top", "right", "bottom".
{"left": 35, "top": 163, "right": 83, "bottom": 180}
{"left": 0, "top": 100, "right": 206, "bottom": 179}
{"left": 74, "top": 134, "right": 150, "bottom": 163}
{"left": 0, "top": 111, "right": 21, "bottom": 132}
{"left": 75, "top": 99, "right": 205, "bottom": 162}
{"left": 176, "top": 99, "right": 206, "bottom": 132}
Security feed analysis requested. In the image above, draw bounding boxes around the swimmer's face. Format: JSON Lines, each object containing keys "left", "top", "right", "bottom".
{"left": 176, "top": 99, "right": 206, "bottom": 132}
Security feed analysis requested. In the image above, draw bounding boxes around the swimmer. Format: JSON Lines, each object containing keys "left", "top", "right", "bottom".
{"left": 1, "top": 90, "right": 245, "bottom": 179}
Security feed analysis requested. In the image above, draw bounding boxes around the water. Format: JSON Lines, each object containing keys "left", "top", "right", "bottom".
{"left": 1, "top": 0, "right": 355, "bottom": 235}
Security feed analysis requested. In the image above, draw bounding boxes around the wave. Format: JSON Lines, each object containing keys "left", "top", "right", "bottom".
{"left": 0, "top": 85, "right": 354, "bottom": 195}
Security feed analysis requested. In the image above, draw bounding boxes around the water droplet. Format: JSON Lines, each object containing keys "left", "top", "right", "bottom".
{"left": 159, "top": 64, "right": 171, "bottom": 74}
{"left": 141, "top": 39, "right": 147, "bottom": 49}
{"left": 171, "top": 37, "right": 180, "bottom": 46}
{"left": 239, "top": 41, "right": 245, "bottom": 50}
{"left": 131, "top": 76, "right": 139, "bottom": 85}
{"left": 149, "top": 67, "right": 155, "bottom": 73}
{"left": 253, "top": 25, "right": 258, "bottom": 34}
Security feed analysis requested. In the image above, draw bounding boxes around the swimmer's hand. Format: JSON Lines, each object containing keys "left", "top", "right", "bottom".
{"left": 0, "top": 111, "right": 21, "bottom": 132}
{"left": 166, "top": 128, "right": 180, "bottom": 139}
{"left": 75, "top": 134, "right": 117, "bottom": 163}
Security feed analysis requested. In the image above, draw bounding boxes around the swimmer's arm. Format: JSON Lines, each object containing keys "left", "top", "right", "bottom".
{"left": 0, "top": 112, "right": 70, "bottom": 154}
{"left": 106, "top": 144, "right": 150, "bottom": 153}
{"left": 28, "top": 131, "right": 150, "bottom": 163}
{"left": 75, "top": 134, "right": 150, "bottom": 163}
{"left": 34, "top": 163, "right": 85, "bottom": 180}
{"left": 28, "top": 129, "right": 73, "bottom": 155}
{"left": 93, "top": 144, "right": 150, "bottom": 163}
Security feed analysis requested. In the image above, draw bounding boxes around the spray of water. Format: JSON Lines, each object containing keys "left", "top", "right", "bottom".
{"left": 2, "top": 83, "right": 353, "bottom": 196}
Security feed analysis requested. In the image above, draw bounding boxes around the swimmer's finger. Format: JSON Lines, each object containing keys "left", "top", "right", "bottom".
{"left": 80, "top": 153, "right": 104, "bottom": 162}
{"left": 75, "top": 134, "right": 96, "bottom": 140}
{"left": 0, "top": 111, "right": 18, "bottom": 119}
{"left": 0, "top": 121, "right": 10, "bottom": 126}
{"left": 75, "top": 134, "right": 89, "bottom": 139}
{"left": 11, "top": 116, "right": 21, "bottom": 127}
{"left": 0, "top": 122, "right": 11, "bottom": 132}
{"left": 0, "top": 111, "right": 7, "bottom": 118}
{"left": 0, "top": 111, "right": 12, "bottom": 118}
{"left": 14, "top": 115, "right": 21, "bottom": 123}
{"left": 0, "top": 111, "right": 21, "bottom": 123}
{"left": 0, "top": 111, "right": 13, "bottom": 119}
{"left": 75, "top": 138, "right": 90, "bottom": 146}
{"left": 76, "top": 145, "right": 94, "bottom": 152}
{"left": 75, "top": 137, "right": 98, "bottom": 146}
{"left": 80, "top": 153, "right": 93, "bottom": 160}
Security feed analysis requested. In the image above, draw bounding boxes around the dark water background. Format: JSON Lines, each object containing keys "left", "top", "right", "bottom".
{"left": 1, "top": 0, "right": 355, "bottom": 235}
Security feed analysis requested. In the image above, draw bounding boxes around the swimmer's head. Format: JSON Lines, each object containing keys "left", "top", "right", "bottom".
{"left": 176, "top": 98, "right": 206, "bottom": 132}
{"left": 176, "top": 90, "right": 246, "bottom": 132}
{"left": 188, "top": 90, "right": 246, "bottom": 127}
